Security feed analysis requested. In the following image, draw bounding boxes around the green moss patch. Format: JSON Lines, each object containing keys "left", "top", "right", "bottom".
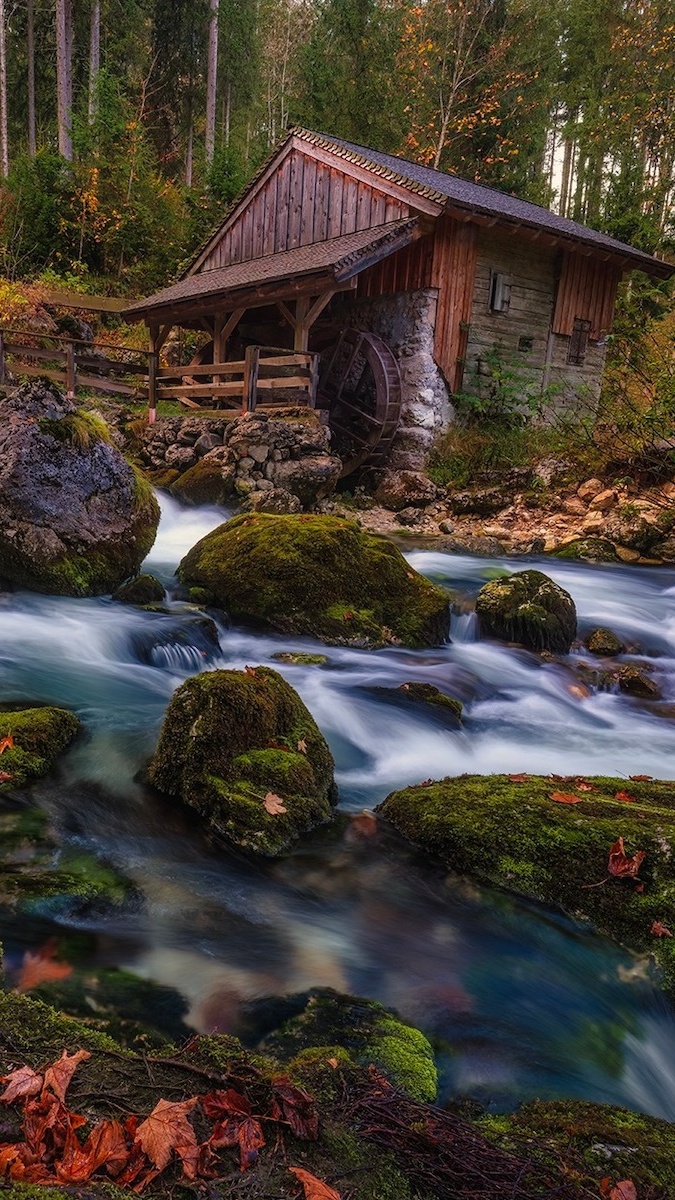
{"left": 0, "top": 705, "right": 80, "bottom": 791}
{"left": 475, "top": 569, "right": 577, "bottom": 653}
{"left": 148, "top": 666, "right": 337, "bottom": 856}
{"left": 554, "top": 537, "right": 619, "bottom": 562}
{"left": 177, "top": 513, "right": 450, "bottom": 649}
{"left": 378, "top": 773, "right": 675, "bottom": 995}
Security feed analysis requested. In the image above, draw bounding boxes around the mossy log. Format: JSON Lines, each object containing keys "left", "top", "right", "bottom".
{"left": 177, "top": 513, "right": 450, "bottom": 649}
{"left": 148, "top": 667, "right": 337, "bottom": 856}
{"left": 378, "top": 773, "right": 675, "bottom": 995}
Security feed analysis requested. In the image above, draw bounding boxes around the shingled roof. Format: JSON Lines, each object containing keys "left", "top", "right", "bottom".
{"left": 125, "top": 220, "right": 420, "bottom": 318}
{"left": 294, "top": 129, "right": 671, "bottom": 277}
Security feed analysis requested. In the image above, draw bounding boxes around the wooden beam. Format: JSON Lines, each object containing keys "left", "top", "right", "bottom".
{"left": 294, "top": 295, "right": 310, "bottom": 351}
{"left": 293, "top": 135, "right": 443, "bottom": 218}
{"left": 276, "top": 300, "right": 296, "bottom": 329}
{"left": 138, "top": 273, "right": 354, "bottom": 328}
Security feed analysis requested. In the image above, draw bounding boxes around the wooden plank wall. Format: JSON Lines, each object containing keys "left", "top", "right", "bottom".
{"left": 357, "top": 235, "right": 434, "bottom": 298}
{"left": 552, "top": 251, "right": 621, "bottom": 340}
{"left": 201, "top": 148, "right": 410, "bottom": 271}
{"left": 431, "top": 217, "right": 478, "bottom": 392}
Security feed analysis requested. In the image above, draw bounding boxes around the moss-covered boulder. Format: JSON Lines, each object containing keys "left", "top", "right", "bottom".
{"left": 554, "top": 537, "right": 619, "bottom": 562}
{"left": 366, "top": 682, "right": 463, "bottom": 727}
{"left": 475, "top": 569, "right": 577, "bottom": 653}
{"left": 169, "top": 450, "right": 236, "bottom": 506}
{"left": 618, "top": 664, "right": 661, "bottom": 700}
{"left": 0, "top": 705, "right": 80, "bottom": 791}
{"left": 261, "top": 989, "right": 437, "bottom": 1102}
{"left": 378, "top": 773, "right": 675, "bottom": 994}
{"left": 178, "top": 513, "right": 450, "bottom": 649}
{"left": 112, "top": 573, "right": 165, "bottom": 606}
{"left": 481, "top": 1099, "right": 675, "bottom": 1200}
{"left": 585, "top": 626, "right": 625, "bottom": 656}
{"left": 148, "top": 666, "right": 337, "bottom": 856}
{"left": 271, "top": 651, "right": 329, "bottom": 666}
{"left": 0, "top": 381, "right": 159, "bottom": 596}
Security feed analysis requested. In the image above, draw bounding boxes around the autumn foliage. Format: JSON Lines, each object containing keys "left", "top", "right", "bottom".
{"left": 0, "top": 1048, "right": 336, "bottom": 1195}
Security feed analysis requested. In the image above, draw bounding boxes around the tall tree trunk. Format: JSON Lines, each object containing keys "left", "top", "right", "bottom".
{"left": 56, "top": 0, "right": 73, "bottom": 161}
{"left": 0, "top": 0, "right": 8, "bottom": 177}
{"left": 205, "top": 0, "right": 219, "bottom": 167}
{"left": 27, "top": 0, "right": 36, "bottom": 156}
{"left": 225, "top": 80, "right": 231, "bottom": 148}
{"left": 88, "top": 0, "right": 101, "bottom": 125}
{"left": 185, "top": 108, "right": 193, "bottom": 186}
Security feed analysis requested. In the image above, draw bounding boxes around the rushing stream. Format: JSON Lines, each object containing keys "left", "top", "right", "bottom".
{"left": 3, "top": 494, "right": 675, "bottom": 1120}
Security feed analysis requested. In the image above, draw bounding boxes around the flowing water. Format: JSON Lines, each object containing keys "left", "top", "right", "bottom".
{"left": 3, "top": 494, "right": 675, "bottom": 1118}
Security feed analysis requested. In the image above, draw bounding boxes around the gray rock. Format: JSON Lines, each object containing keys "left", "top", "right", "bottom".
{"left": 476, "top": 569, "right": 577, "bottom": 653}
{"left": 374, "top": 469, "right": 437, "bottom": 511}
{"left": 272, "top": 454, "right": 342, "bottom": 508}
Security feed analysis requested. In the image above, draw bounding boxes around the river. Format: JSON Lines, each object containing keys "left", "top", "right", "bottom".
{"left": 2, "top": 494, "right": 675, "bottom": 1120}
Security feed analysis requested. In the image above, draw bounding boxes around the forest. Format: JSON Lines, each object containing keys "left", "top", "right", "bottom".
{"left": 0, "top": 0, "right": 671, "bottom": 294}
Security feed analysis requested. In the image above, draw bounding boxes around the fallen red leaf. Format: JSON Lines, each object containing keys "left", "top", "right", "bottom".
{"left": 43, "top": 1050, "right": 92, "bottom": 1105}
{"left": 0, "top": 771, "right": 13, "bottom": 783}
{"left": 203, "top": 1089, "right": 251, "bottom": 1119}
{"left": 236, "top": 1116, "right": 265, "bottom": 1171}
{"left": 0, "top": 734, "right": 15, "bottom": 754}
{"left": 15, "top": 942, "right": 73, "bottom": 994}
{"left": 134, "top": 1097, "right": 199, "bottom": 1177}
{"left": 345, "top": 811, "right": 377, "bottom": 841}
{"left": 508, "top": 773, "right": 529, "bottom": 783}
{"left": 651, "top": 921, "right": 673, "bottom": 937}
{"left": 272, "top": 1078, "right": 319, "bottom": 1140}
{"left": 615, "top": 791, "right": 636, "bottom": 803}
{"left": 611, "top": 1182, "right": 637, "bottom": 1200}
{"left": 0, "top": 1066, "right": 43, "bottom": 1105}
{"left": 608, "top": 837, "right": 646, "bottom": 881}
{"left": 297, "top": 739, "right": 308, "bottom": 754}
{"left": 289, "top": 1165, "right": 342, "bottom": 1200}
{"left": 575, "top": 779, "right": 598, "bottom": 792}
{"left": 56, "top": 1118, "right": 129, "bottom": 1184}
{"left": 630, "top": 775, "right": 651, "bottom": 782}
{"left": 549, "top": 791, "right": 583, "bottom": 805}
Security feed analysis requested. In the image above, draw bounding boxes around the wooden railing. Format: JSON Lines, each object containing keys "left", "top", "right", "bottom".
{"left": 152, "top": 345, "right": 320, "bottom": 416}
{"left": 0, "top": 331, "right": 319, "bottom": 422}
{"left": 0, "top": 329, "right": 149, "bottom": 399}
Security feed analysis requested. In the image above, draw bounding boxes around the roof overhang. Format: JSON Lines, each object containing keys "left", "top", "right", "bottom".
{"left": 124, "top": 219, "right": 423, "bottom": 325}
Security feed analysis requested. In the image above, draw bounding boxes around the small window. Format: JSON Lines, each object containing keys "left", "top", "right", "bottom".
{"left": 518, "top": 336, "right": 533, "bottom": 352}
{"left": 567, "top": 317, "right": 591, "bottom": 366}
{"left": 489, "top": 271, "right": 512, "bottom": 313}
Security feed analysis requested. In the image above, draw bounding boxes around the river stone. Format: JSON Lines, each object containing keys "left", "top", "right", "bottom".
{"left": 617, "top": 664, "right": 661, "bottom": 700}
{"left": 0, "top": 704, "right": 80, "bottom": 792}
{"left": 148, "top": 667, "right": 337, "bottom": 857}
{"left": 378, "top": 773, "right": 675, "bottom": 998}
{"left": 0, "top": 381, "right": 159, "bottom": 596}
{"left": 585, "top": 627, "right": 624, "bottom": 657}
{"left": 112, "top": 574, "right": 165, "bottom": 606}
{"left": 178, "top": 513, "right": 450, "bottom": 649}
{"left": 475, "top": 569, "right": 577, "bottom": 653}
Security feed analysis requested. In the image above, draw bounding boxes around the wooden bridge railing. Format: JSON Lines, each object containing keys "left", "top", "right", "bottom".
{"left": 0, "top": 331, "right": 319, "bottom": 422}
{"left": 0, "top": 329, "right": 149, "bottom": 399}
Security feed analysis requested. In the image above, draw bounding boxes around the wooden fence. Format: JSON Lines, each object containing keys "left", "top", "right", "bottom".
{"left": 0, "top": 332, "right": 319, "bottom": 421}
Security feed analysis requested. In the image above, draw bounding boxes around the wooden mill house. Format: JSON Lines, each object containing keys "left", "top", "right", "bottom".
{"left": 125, "top": 128, "right": 672, "bottom": 472}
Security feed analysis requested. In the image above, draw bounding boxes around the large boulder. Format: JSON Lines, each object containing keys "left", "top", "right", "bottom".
{"left": 475, "top": 569, "right": 577, "bottom": 653}
{"left": 148, "top": 666, "right": 337, "bottom": 856}
{"left": 178, "top": 513, "right": 450, "bottom": 649}
{"left": 0, "top": 382, "right": 159, "bottom": 595}
{"left": 378, "top": 773, "right": 675, "bottom": 997}
{"left": 0, "top": 704, "right": 80, "bottom": 792}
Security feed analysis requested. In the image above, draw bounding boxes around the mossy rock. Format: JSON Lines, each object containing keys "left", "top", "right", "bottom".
{"left": 261, "top": 988, "right": 438, "bottom": 1102}
{"left": 475, "top": 569, "right": 577, "bottom": 653}
{"left": 271, "top": 652, "right": 329, "bottom": 666}
{"left": 585, "top": 626, "right": 625, "bottom": 656}
{"left": 0, "top": 802, "right": 133, "bottom": 912}
{"left": 177, "top": 513, "right": 450, "bottom": 649}
{"left": 170, "top": 455, "right": 235, "bottom": 506}
{"left": 618, "top": 664, "right": 661, "bottom": 700}
{"left": 481, "top": 1099, "right": 675, "bottom": 1198}
{"left": 112, "top": 573, "right": 165, "bottom": 606}
{"left": 0, "top": 705, "right": 80, "bottom": 791}
{"left": 145, "top": 466, "right": 180, "bottom": 490}
{"left": 554, "top": 537, "right": 619, "bottom": 562}
{"left": 378, "top": 773, "right": 675, "bottom": 996}
{"left": 148, "top": 666, "right": 337, "bottom": 856}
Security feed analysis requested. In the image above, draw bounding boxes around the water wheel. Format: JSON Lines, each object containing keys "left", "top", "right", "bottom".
{"left": 318, "top": 330, "right": 402, "bottom": 477}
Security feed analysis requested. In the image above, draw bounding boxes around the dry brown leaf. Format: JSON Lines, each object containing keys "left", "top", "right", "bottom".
{"left": 608, "top": 837, "right": 646, "bottom": 881}
{"left": 549, "top": 791, "right": 583, "bottom": 805}
{"left": 289, "top": 1165, "right": 341, "bottom": 1199}
{"left": 0, "top": 771, "right": 13, "bottom": 783}
{"left": 263, "top": 792, "right": 287, "bottom": 815}
{"left": 508, "top": 773, "right": 529, "bottom": 783}
{"left": 134, "top": 1097, "right": 199, "bottom": 1176}
{"left": 16, "top": 943, "right": 73, "bottom": 994}
{"left": 244, "top": 666, "right": 257, "bottom": 676}
{"left": 615, "top": 791, "right": 636, "bottom": 803}
{"left": 651, "top": 920, "right": 673, "bottom": 937}
{"left": 575, "top": 779, "right": 598, "bottom": 792}
{"left": 630, "top": 775, "right": 651, "bottom": 782}
{"left": 297, "top": 739, "right": 308, "bottom": 754}
{"left": 567, "top": 683, "right": 590, "bottom": 700}
{"left": 610, "top": 1183, "right": 637, "bottom": 1200}
{"left": 43, "top": 1050, "right": 92, "bottom": 1104}
{"left": 56, "top": 1118, "right": 129, "bottom": 1184}
{"left": 0, "top": 734, "right": 14, "bottom": 755}
{"left": 326, "top": 1058, "right": 339, "bottom": 1069}
{"left": 0, "top": 1066, "right": 43, "bottom": 1105}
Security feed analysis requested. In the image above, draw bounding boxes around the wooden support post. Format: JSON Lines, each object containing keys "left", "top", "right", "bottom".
{"left": 308, "top": 353, "right": 320, "bottom": 408}
{"left": 148, "top": 323, "right": 159, "bottom": 424}
{"left": 65, "top": 340, "right": 76, "bottom": 398}
{"left": 293, "top": 295, "right": 310, "bottom": 351}
{"left": 243, "top": 344, "right": 260, "bottom": 413}
{"left": 0, "top": 331, "right": 6, "bottom": 386}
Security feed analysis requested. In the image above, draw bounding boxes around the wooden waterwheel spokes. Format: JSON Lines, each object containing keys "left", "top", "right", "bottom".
{"left": 318, "top": 329, "right": 402, "bottom": 477}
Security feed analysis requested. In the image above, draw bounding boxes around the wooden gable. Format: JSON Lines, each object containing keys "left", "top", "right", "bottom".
{"left": 191, "top": 136, "right": 442, "bottom": 275}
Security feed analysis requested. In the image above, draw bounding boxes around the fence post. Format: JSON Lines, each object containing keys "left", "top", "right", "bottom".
{"left": 243, "top": 345, "right": 260, "bottom": 413}
{"left": 148, "top": 349, "right": 158, "bottom": 425}
{"left": 66, "top": 341, "right": 76, "bottom": 399}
